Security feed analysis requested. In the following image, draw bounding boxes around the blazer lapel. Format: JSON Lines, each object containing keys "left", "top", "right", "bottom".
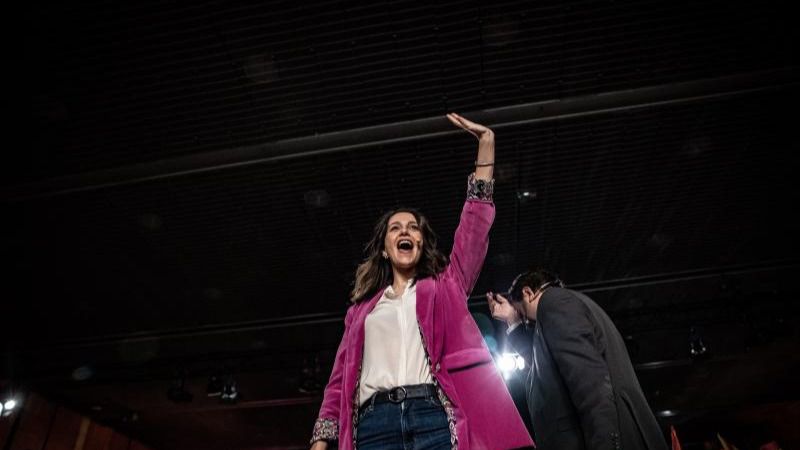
{"left": 415, "top": 278, "right": 437, "bottom": 358}
{"left": 343, "top": 289, "right": 385, "bottom": 402}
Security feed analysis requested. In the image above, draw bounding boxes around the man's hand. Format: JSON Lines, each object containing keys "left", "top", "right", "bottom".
{"left": 486, "top": 292, "right": 522, "bottom": 325}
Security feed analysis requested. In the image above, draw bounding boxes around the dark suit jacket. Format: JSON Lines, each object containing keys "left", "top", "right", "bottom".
{"left": 507, "top": 287, "right": 667, "bottom": 450}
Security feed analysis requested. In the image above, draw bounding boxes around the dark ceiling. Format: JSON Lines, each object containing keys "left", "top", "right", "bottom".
{"left": 7, "top": 1, "right": 800, "bottom": 449}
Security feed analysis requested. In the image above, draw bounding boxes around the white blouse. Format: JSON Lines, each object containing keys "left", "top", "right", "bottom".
{"left": 358, "top": 279, "right": 433, "bottom": 405}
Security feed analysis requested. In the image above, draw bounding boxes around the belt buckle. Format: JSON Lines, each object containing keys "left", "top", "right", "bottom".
{"left": 388, "top": 386, "right": 407, "bottom": 403}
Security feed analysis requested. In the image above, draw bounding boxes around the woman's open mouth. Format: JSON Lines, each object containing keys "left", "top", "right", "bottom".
{"left": 397, "top": 239, "right": 414, "bottom": 252}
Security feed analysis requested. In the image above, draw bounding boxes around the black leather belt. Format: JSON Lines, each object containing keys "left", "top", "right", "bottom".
{"left": 369, "top": 384, "right": 438, "bottom": 406}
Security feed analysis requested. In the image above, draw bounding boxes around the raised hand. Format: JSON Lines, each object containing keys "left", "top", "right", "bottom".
{"left": 486, "top": 292, "right": 522, "bottom": 325}
{"left": 447, "top": 113, "right": 494, "bottom": 140}
{"left": 447, "top": 113, "right": 495, "bottom": 180}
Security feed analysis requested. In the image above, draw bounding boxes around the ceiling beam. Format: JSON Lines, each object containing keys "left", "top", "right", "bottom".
{"left": 5, "top": 67, "right": 798, "bottom": 202}
{"left": 11, "top": 259, "right": 797, "bottom": 352}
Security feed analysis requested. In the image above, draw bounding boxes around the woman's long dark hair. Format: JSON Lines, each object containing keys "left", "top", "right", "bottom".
{"left": 351, "top": 207, "right": 449, "bottom": 303}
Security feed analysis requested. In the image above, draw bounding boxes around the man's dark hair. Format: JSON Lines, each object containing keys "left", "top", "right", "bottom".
{"left": 507, "top": 268, "right": 563, "bottom": 303}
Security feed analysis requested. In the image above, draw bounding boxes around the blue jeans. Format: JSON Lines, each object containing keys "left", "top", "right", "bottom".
{"left": 356, "top": 394, "right": 451, "bottom": 450}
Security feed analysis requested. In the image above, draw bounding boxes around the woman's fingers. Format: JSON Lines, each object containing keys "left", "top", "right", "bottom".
{"left": 451, "top": 113, "right": 473, "bottom": 127}
{"left": 447, "top": 113, "right": 471, "bottom": 130}
{"left": 446, "top": 113, "right": 464, "bottom": 128}
{"left": 447, "top": 113, "right": 492, "bottom": 140}
{"left": 452, "top": 113, "right": 479, "bottom": 130}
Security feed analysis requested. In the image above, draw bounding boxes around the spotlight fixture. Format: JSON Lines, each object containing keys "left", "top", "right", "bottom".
{"left": 689, "top": 327, "right": 708, "bottom": 358}
{"left": 496, "top": 352, "right": 526, "bottom": 379}
{"left": 1, "top": 396, "right": 20, "bottom": 418}
{"left": 516, "top": 190, "right": 537, "bottom": 203}
{"left": 220, "top": 376, "right": 238, "bottom": 404}
{"left": 206, "top": 375, "right": 224, "bottom": 398}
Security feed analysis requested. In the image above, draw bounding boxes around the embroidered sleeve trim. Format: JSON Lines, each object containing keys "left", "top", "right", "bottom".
{"left": 310, "top": 418, "right": 338, "bottom": 444}
{"left": 466, "top": 172, "right": 495, "bottom": 201}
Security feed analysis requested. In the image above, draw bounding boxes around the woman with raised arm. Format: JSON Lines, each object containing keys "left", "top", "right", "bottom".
{"left": 309, "top": 114, "right": 533, "bottom": 450}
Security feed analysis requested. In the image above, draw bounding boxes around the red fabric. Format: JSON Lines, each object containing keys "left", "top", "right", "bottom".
{"left": 670, "top": 426, "right": 682, "bottom": 450}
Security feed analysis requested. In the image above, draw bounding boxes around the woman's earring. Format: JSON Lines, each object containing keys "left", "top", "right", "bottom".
{"left": 382, "top": 251, "right": 388, "bottom": 259}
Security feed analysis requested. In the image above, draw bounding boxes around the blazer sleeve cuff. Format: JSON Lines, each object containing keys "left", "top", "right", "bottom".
{"left": 310, "top": 417, "right": 339, "bottom": 444}
{"left": 466, "top": 172, "right": 495, "bottom": 201}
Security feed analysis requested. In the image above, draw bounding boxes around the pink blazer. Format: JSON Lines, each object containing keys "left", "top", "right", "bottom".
{"left": 316, "top": 199, "right": 534, "bottom": 450}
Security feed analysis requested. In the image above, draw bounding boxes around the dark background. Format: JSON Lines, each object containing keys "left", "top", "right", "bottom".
{"left": 5, "top": 1, "right": 799, "bottom": 449}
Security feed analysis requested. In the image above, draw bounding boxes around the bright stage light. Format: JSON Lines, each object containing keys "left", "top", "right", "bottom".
{"left": 497, "top": 352, "right": 526, "bottom": 379}
{"left": 498, "top": 353, "right": 517, "bottom": 372}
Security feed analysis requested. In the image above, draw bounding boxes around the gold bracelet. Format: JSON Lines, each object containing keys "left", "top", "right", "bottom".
{"left": 475, "top": 160, "right": 495, "bottom": 167}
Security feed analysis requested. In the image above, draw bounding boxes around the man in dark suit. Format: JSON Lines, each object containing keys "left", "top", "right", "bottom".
{"left": 487, "top": 269, "right": 667, "bottom": 450}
